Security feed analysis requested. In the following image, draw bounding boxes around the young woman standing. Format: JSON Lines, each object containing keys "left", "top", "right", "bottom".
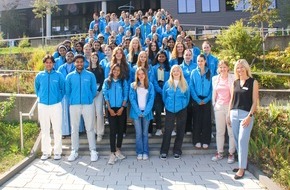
{"left": 211, "top": 60, "right": 235, "bottom": 164}
{"left": 102, "top": 64, "right": 129, "bottom": 165}
{"left": 160, "top": 65, "right": 190, "bottom": 160}
{"left": 190, "top": 54, "right": 212, "bottom": 149}
{"left": 129, "top": 67, "right": 155, "bottom": 160}
{"left": 88, "top": 52, "right": 105, "bottom": 142}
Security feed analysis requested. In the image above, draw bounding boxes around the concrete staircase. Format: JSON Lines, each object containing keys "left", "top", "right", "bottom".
{"left": 59, "top": 122, "right": 220, "bottom": 157}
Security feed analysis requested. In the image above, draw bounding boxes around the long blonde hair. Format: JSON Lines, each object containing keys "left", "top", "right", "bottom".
{"left": 168, "top": 65, "right": 188, "bottom": 92}
{"left": 136, "top": 51, "right": 149, "bottom": 70}
{"left": 234, "top": 59, "right": 252, "bottom": 80}
{"left": 133, "top": 67, "right": 149, "bottom": 90}
{"left": 128, "top": 37, "right": 142, "bottom": 63}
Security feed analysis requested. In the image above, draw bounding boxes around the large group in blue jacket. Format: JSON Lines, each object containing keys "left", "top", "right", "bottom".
{"left": 35, "top": 8, "right": 221, "bottom": 164}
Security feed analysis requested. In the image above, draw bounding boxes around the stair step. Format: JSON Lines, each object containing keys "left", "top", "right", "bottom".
{"left": 61, "top": 143, "right": 217, "bottom": 156}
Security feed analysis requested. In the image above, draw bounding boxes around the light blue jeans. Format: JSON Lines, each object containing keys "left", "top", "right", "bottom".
{"left": 133, "top": 117, "right": 150, "bottom": 155}
{"left": 230, "top": 109, "right": 254, "bottom": 169}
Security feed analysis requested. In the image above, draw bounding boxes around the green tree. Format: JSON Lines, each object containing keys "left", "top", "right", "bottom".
{"left": 235, "top": 0, "right": 280, "bottom": 28}
{"left": 215, "top": 20, "right": 262, "bottom": 65}
{"left": 32, "top": 0, "right": 60, "bottom": 45}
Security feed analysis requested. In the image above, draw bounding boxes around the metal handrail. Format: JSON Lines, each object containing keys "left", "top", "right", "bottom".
{"left": 19, "top": 99, "right": 38, "bottom": 151}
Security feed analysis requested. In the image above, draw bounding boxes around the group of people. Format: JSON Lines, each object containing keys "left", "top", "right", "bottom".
{"left": 34, "top": 8, "right": 259, "bottom": 180}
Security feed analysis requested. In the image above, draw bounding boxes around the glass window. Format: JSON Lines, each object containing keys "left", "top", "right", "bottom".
{"left": 178, "top": 0, "right": 196, "bottom": 13}
{"left": 202, "top": 0, "right": 219, "bottom": 12}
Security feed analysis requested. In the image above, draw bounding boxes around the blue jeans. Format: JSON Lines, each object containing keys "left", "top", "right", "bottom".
{"left": 133, "top": 117, "right": 150, "bottom": 155}
{"left": 230, "top": 109, "right": 254, "bottom": 169}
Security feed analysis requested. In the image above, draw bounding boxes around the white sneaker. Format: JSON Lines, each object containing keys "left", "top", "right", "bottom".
{"left": 97, "top": 135, "right": 103, "bottom": 142}
{"left": 171, "top": 130, "right": 176, "bottom": 136}
{"left": 155, "top": 129, "right": 163, "bottom": 136}
{"left": 54, "top": 154, "right": 61, "bottom": 160}
{"left": 41, "top": 154, "right": 51, "bottom": 160}
{"left": 115, "top": 150, "right": 126, "bottom": 160}
{"left": 186, "top": 132, "right": 192, "bottom": 135}
{"left": 90, "top": 150, "right": 99, "bottom": 162}
{"left": 68, "top": 151, "right": 78, "bottom": 162}
{"left": 202, "top": 144, "right": 209, "bottom": 149}
{"left": 195, "top": 143, "right": 201, "bottom": 149}
{"left": 142, "top": 154, "right": 149, "bottom": 160}
{"left": 137, "top": 154, "right": 143, "bottom": 160}
{"left": 108, "top": 153, "right": 117, "bottom": 165}
{"left": 211, "top": 152, "right": 223, "bottom": 161}
{"left": 227, "top": 154, "right": 235, "bottom": 164}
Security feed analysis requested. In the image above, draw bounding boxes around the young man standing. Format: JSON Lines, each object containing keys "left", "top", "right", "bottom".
{"left": 65, "top": 54, "right": 98, "bottom": 162}
{"left": 34, "top": 54, "right": 65, "bottom": 160}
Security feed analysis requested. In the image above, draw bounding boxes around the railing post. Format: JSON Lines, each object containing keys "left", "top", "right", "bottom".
{"left": 19, "top": 111, "right": 24, "bottom": 151}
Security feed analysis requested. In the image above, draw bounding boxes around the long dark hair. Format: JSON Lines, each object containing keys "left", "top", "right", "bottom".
{"left": 148, "top": 41, "right": 160, "bottom": 62}
{"left": 89, "top": 52, "right": 101, "bottom": 71}
{"left": 107, "top": 64, "right": 122, "bottom": 88}
{"left": 153, "top": 50, "right": 170, "bottom": 72}
{"left": 198, "top": 53, "right": 211, "bottom": 81}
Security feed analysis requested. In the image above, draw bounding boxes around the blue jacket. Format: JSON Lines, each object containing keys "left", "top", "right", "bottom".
{"left": 54, "top": 56, "right": 66, "bottom": 70}
{"left": 205, "top": 53, "right": 219, "bottom": 76}
{"left": 139, "top": 23, "right": 151, "bottom": 42}
{"left": 189, "top": 67, "right": 212, "bottom": 104}
{"left": 162, "top": 81, "right": 190, "bottom": 113}
{"left": 180, "top": 60, "right": 197, "bottom": 84}
{"left": 152, "top": 63, "right": 170, "bottom": 94}
{"left": 89, "top": 19, "right": 106, "bottom": 34}
{"left": 65, "top": 69, "right": 97, "bottom": 105}
{"left": 129, "top": 82, "right": 155, "bottom": 120}
{"left": 34, "top": 69, "right": 65, "bottom": 105}
{"left": 102, "top": 78, "right": 129, "bottom": 108}
{"left": 57, "top": 62, "right": 76, "bottom": 77}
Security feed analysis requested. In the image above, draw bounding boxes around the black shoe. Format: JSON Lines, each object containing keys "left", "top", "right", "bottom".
{"left": 232, "top": 168, "right": 239, "bottom": 172}
{"left": 234, "top": 171, "right": 245, "bottom": 180}
{"left": 160, "top": 154, "right": 167, "bottom": 160}
{"left": 174, "top": 154, "right": 180, "bottom": 160}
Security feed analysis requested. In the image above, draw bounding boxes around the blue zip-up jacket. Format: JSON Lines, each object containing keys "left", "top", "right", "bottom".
{"left": 34, "top": 69, "right": 65, "bottom": 105}
{"left": 189, "top": 67, "right": 212, "bottom": 104}
{"left": 162, "top": 81, "right": 190, "bottom": 113}
{"left": 152, "top": 63, "right": 170, "bottom": 94}
{"left": 129, "top": 82, "right": 155, "bottom": 120}
{"left": 65, "top": 69, "right": 97, "bottom": 105}
{"left": 54, "top": 56, "right": 66, "bottom": 70}
{"left": 205, "top": 53, "right": 219, "bottom": 77}
{"left": 102, "top": 78, "right": 129, "bottom": 108}
{"left": 57, "top": 62, "right": 76, "bottom": 77}
{"left": 180, "top": 60, "right": 197, "bottom": 85}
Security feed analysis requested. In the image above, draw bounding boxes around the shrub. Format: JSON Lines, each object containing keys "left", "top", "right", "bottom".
{"left": 215, "top": 20, "right": 262, "bottom": 65}
{"left": 249, "top": 103, "right": 290, "bottom": 189}
{"left": 0, "top": 32, "right": 7, "bottom": 48}
{"left": 18, "top": 35, "right": 31, "bottom": 48}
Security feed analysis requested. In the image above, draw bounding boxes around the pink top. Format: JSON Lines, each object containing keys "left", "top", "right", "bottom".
{"left": 215, "top": 77, "right": 231, "bottom": 105}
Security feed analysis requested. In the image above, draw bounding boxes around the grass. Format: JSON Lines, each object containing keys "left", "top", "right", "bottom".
{"left": 0, "top": 121, "right": 39, "bottom": 174}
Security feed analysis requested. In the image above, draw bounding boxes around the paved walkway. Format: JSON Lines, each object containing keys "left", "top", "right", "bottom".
{"left": 1, "top": 154, "right": 266, "bottom": 190}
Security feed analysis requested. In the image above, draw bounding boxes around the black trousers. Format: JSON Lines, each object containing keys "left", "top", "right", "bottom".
{"left": 192, "top": 101, "right": 212, "bottom": 145}
{"left": 108, "top": 107, "right": 126, "bottom": 152}
{"left": 185, "top": 98, "right": 194, "bottom": 133}
{"left": 160, "top": 108, "right": 187, "bottom": 155}
{"left": 153, "top": 93, "right": 164, "bottom": 130}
